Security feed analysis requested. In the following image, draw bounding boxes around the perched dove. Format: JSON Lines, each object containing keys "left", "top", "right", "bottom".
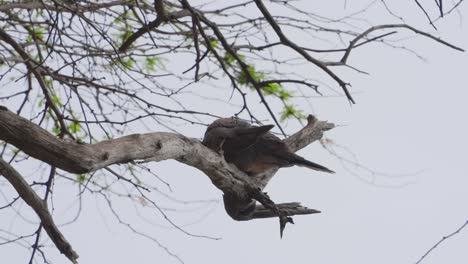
{"left": 202, "top": 117, "right": 334, "bottom": 175}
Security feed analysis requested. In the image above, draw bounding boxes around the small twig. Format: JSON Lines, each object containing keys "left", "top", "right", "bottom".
{"left": 340, "top": 31, "right": 397, "bottom": 64}
{"left": 29, "top": 166, "right": 56, "bottom": 264}
{"left": 191, "top": 15, "right": 202, "bottom": 81}
{"left": 104, "top": 167, "right": 150, "bottom": 192}
{"left": 439, "top": 0, "right": 444, "bottom": 17}
{"left": 414, "top": 0, "right": 437, "bottom": 29}
{"left": 415, "top": 219, "right": 468, "bottom": 264}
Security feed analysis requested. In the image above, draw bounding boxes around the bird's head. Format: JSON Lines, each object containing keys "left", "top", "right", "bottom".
{"left": 206, "top": 117, "right": 251, "bottom": 131}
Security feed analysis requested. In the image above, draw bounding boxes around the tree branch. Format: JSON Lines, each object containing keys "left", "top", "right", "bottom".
{"left": 0, "top": 158, "right": 78, "bottom": 264}
{"left": 253, "top": 0, "right": 355, "bottom": 103}
{"left": 285, "top": 115, "right": 335, "bottom": 152}
{"left": 0, "top": 107, "right": 334, "bottom": 237}
{"left": 181, "top": 0, "right": 288, "bottom": 136}
{"left": 0, "top": 27, "right": 73, "bottom": 138}
{"left": 118, "top": 6, "right": 191, "bottom": 52}
{"left": 339, "top": 24, "right": 464, "bottom": 65}
{"left": 416, "top": 219, "right": 468, "bottom": 264}
{"left": 0, "top": 1, "right": 130, "bottom": 13}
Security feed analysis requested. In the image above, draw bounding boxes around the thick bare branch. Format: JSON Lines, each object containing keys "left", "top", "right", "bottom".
{"left": 0, "top": 107, "right": 333, "bottom": 237}
{"left": 0, "top": 107, "right": 247, "bottom": 195}
{"left": 0, "top": 107, "right": 332, "bottom": 195}
{"left": 285, "top": 115, "right": 335, "bottom": 152}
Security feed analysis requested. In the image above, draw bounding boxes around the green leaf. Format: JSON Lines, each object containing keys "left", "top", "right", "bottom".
{"left": 26, "top": 27, "right": 44, "bottom": 42}
{"left": 121, "top": 30, "right": 132, "bottom": 42}
{"left": 69, "top": 122, "right": 81, "bottom": 133}
{"left": 144, "top": 57, "right": 166, "bottom": 72}
{"left": 224, "top": 53, "right": 245, "bottom": 66}
{"left": 44, "top": 77, "right": 53, "bottom": 89}
{"left": 76, "top": 174, "right": 87, "bottom": 184}
{"left": 34, "top": 28, "right": 44, "bottom": 41}
{"left": 238, "top": 65, "right": 265, "bottom": 86}
{"left": 278, "top": 88, "right": 292, "bottom": 100}
{"left": 263, "top": 83, "right": 280, "bottom": 95}
{"left": 119, "top": 58, "right": 134, "bottom": 69}
{"left": 38, "top": 98, "right": 45, "bottom": 107}
{"left": 224, "top": 53, "right": 235, "bottom": 65}
{"left": 52, "top": 94, "right": 62, "bottom": 106}
{"left": 280, "top": 104, "right": 306, "bottom": 121}
{"left": 209, "top": 40, "right": 218, "bottom": 48}
{"left": 52, "top": 125, "right": 61, "bottom": 135}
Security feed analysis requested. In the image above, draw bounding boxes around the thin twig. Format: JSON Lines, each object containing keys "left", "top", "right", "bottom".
{"left": 415, "top": 220, "right": 468, "bottom": 264}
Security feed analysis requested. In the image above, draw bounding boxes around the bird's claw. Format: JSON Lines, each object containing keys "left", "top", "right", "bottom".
{"left": 279, "top": 215, "right": 294, "bottom": 238}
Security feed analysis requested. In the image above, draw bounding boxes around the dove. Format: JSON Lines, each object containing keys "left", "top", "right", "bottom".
{"left": 203, "top": 117, "right": 334, "bottom": 175}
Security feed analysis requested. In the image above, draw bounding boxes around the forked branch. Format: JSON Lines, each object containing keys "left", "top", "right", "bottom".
{"left": 0, "top": 107, "right": 334, "bottom": 245}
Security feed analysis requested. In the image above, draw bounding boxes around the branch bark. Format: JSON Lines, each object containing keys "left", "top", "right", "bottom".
{"left": 0, "top": 106, "right": 333, "bottom": 192}
{"left": 0, "top": 106, "right": 334, "bottom": 241}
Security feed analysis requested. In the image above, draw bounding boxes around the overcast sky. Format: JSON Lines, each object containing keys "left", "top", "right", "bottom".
{"left": 1, "top": 1, "right": 467, "bottom": 264}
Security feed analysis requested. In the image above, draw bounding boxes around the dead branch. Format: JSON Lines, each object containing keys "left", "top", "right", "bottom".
{"left": 0, "top": 107, "right": 334, "bottom": 240}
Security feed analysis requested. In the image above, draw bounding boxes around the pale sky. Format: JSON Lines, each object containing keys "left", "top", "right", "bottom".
{"left": 1, "top": 1, "right": 467, "bottom": 264}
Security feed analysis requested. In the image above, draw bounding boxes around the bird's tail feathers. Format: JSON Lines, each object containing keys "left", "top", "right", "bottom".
{"left": 293, "top": 156, "right": 335, "bottom": 173}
